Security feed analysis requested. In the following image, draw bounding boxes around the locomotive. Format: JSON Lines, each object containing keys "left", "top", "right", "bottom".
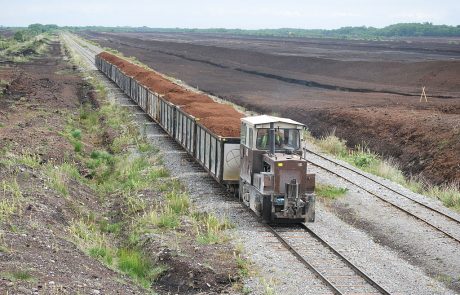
{"left": 95, "top": 52, "right": 316, "bottom": 224}
{"left": 239, "top": 115, "right": 316, "bottom": 223}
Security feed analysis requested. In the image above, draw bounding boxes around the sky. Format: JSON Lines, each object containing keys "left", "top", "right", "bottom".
{"left": 1, "top": 0, "right": 459, "bottom": 29}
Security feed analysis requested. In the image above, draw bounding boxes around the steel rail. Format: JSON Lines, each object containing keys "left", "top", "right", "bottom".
{"left": 268, "top": 224, "right": 391, "bottom": 295}
{"left": 266, "top": 224, "right": 345, "bottom": 295}
{"left": 300, "top": 224, "right": 392, "bottom": 295}
{"left": 304, "top": 148, "right": 460, "bottom": 244}
{"left": 304, "top": 147, "right": 460, "bottom": 224}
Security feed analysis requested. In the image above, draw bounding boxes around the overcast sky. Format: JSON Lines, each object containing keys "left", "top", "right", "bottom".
{"left": 2, "top": 0, "right": 459, "bottom": 29}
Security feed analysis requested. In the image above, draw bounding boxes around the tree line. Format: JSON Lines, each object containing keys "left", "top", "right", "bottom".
{"left": 2, "top": 23, "right": 460, "bottom": 39}
{"left": 65, "top": 23, "right": 460, "bottom": 38}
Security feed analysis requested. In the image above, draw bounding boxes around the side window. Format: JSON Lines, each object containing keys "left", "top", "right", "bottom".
{"left": 241, "top": 123, "right": 246, "bottom": 146}
{"left": 248, "top": 128, "right": 253, "bottom": 148}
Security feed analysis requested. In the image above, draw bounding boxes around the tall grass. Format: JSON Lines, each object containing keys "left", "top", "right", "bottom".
{"left": 0, "top": 179, "right": 23, "bottom": 222}
{"left": 118, "top": 248, "right": 166, "bottom": 288}
{"left": 194, "top": 213, "right": 234, "bottom": 245}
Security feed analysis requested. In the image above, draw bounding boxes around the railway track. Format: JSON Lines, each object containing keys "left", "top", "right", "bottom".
{"left": 269, "top": 224, "right": 391, "bottom": 295}
{"left": 304, "top": 147, "right": 460, "bottom": 244}
{"left": 64, "top": 33, "right": 393, "bottom": 295}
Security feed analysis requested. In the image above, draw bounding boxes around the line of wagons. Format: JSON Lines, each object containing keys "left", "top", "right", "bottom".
{"left": 95, "top": 55, "right": 241, "bottom": 190}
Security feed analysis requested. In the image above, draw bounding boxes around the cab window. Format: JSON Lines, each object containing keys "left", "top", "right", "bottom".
{"left": 256, "top": 128, "right": 300, "bottom": 150}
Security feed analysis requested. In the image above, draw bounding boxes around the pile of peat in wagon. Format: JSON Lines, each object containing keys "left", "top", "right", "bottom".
{"left": 97, "top": 52, "right": 243, "bottom": 137}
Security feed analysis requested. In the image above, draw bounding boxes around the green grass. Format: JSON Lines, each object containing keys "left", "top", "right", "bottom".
{"left": 1, "top": 270, "right": 34, "bottom": 282}
{"left": 17, "top": 153, "right": 41, "bottom": 169}
{"left": 194, "top": 213, "right": 233, "bottom": 245}
{"left": 426, "top": 183, "right": 460, "bottom": 211}
{"left": 145, "top": 208, "right": 181, "bottom": 229}
{"left": 45, "top": 163, "right": 82, "bottom": 197}
{"left": 89, "top": 246, "right": 114, "bottom": 265}
{"left": 117, "top": 248, "right": 166, "bottom": 288}
{"left": 165, "top": 191, "right": 190, "bottom": 215}
{"left": 236, "top": 257, "right": 250, "bottom": 278}
{"left": 315, "top": 184, "right": 348, "bottom": 199}
{"left": 0, "top": 179, "right": 23, "bottom": 222}
{"left": 98, "top": 220, "right": 122, "bottom": 234}
{"left": 70, "top": 129, "right": 82, "bottom": 140}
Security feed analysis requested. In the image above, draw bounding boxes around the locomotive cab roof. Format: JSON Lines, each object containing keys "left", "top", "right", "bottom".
{"left": 241, "top": 115, "right": 305, "bottom": 129}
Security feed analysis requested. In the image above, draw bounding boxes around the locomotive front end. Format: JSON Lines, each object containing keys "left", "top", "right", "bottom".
{"left": 239, "top": 115, "right": 316, "bottom": 224}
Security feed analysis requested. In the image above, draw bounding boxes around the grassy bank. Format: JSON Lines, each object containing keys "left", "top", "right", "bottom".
{"left": 306, "top": 130, "right": 460, "bottom": 211}
{"left": 0, "top": 33, "right": 51, "bottom": 62}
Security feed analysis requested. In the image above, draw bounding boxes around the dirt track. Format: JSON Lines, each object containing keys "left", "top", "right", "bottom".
{"left": 80, "top": 31, "right": 460, "bottom": 185}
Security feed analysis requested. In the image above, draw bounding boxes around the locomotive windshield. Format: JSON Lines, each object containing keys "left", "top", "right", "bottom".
{"left": 256, "top": 128, "right": 300, "bottom": 151}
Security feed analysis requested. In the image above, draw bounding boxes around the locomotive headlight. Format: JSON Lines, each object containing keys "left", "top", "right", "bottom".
{"left": 277, "top": 163, "right": 283, "bottom": 167}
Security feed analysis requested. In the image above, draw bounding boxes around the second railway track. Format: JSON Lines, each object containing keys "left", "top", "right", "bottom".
{"left": 304, "top": 147, "right": 460, "bottom": 244}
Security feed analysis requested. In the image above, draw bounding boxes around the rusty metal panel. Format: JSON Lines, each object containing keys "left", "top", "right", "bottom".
{"left": 306, "top": 173, "right": 315, "bottom": 193}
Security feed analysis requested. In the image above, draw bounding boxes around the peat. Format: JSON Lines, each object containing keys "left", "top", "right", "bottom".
{"left": 97, "top": 52, "right": 242, "bottom": 138}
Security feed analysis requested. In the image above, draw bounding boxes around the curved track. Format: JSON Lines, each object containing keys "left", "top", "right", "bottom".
{"left": 304, "top": 147, "right": 460, "bottom": 244}
{"left": 64, "top": 33, "right": 393, "bottom": 295}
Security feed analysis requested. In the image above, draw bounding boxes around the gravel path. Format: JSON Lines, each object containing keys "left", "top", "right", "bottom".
{"left": 64, "top": 33, "right": 459, "bottom": 295}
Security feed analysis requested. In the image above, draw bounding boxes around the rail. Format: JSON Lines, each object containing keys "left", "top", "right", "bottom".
{"left": 304, "top": 147, "right": 460, "bottom": 244}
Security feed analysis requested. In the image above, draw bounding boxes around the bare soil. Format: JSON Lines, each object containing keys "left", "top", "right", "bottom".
{"left": 84, "top": 31, "right": 460, "bottom": 185}
{"left": 0, "top": 42, "right": 144, "bottom": 294}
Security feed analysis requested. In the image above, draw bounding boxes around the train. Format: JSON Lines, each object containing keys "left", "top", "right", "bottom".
{"left": 95, "top": 52, "right": 316, "bottom": 224}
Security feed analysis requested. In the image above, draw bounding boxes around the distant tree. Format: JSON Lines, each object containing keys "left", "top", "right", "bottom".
{"left": 14, "top": 31, "right": 25, "bottom": 42}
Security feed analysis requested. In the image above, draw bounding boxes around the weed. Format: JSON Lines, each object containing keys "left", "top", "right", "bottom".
{"left": 315, "top": 184, "right": 348, "bottom": 199}
{"left": 89, "top": 246, "right": 114, "bottom": 265}
{"left": 46, "top": 164, "right": 73, "bottom": 196}
{"left": 146, "top": 208, "right": 180, "bottom": 229}
{"left": 236, "top": 256, "right": 250, "bottom": 277}
{"left": 1, "top": 270, "right": 33, "bottom": 281}
{"left": 124, "top": 194, "right": 147, "bottom": 214}
{"left": 18, "top": 152, "right": 41, "bottom": 168}
{"left": 158, "top": 179, "right": 181, "bottom": 192}
{"left": 427, "top": 182, "right": 460, "bottom": 211}
{"left": 70, "top": 129, "right": 82, "bottom": 140}
{"left": 72, "top": 140, "right": 83, "bottom": 153}
{"left": 194, "top": 213, "right": 233, "bottom": 245}
{"left": 261, "top": 278, "right": 276, "bottom": 295}
{"left": 148, "top": 167, "right": 169, "bottom": 179}
{"left": 166, "top": 191, "right": 190, "bottom": 215}
{"left": 117, "top": 248, "right": 166, "bottom": 288}
{"left": 314, "top": 134, "right": 460, "bottom": 210}
{"left": 347, "top": 144, "right": 377, "bottom": 168}
{"left": 99, "top": 220, "right": 122, "bottom": 234}
{"left": 242, "top": 286, "right": 252, "bottom": 295}
{"left": 317, "top": 131, "right": 347, "bottom": 157}
{"left": 0, "top": 179, "right": 23, "bottom": 222}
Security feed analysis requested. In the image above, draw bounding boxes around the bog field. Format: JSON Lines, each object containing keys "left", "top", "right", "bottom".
{"left": 79, "top": 31, "right": 460, "bottom": 185}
